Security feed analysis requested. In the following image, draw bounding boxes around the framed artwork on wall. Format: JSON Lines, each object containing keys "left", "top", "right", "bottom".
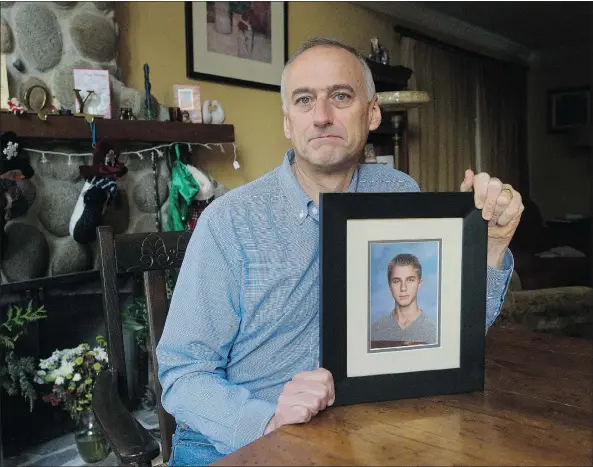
{"left": 548, "top": 86, "right": 592, "bottom": 133}
{"left": 185, "top": 1, "right": 288, "bottom": 92}
{"left": 319, "top": 192, "right": 488, "bottom": 406}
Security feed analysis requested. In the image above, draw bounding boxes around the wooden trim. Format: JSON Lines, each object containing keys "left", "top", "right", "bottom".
{"left": 0, "top": 112, "right": 235, "bottom": 144}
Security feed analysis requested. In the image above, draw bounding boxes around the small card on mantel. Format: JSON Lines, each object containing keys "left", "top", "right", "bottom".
{"left": 73, "top": 68, "right": 112, "bottom": 119}
{"left": 173, "top": 84, "right": 202, "bottom": 123}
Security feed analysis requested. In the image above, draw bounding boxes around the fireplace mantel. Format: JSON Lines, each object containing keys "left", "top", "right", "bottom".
{"left": 0, "top": 112, "right": 235, "bottom": 144}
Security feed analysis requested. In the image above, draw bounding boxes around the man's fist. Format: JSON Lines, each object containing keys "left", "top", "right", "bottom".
{"left": 264, "top": 368, "right": 334, "bottom": 434}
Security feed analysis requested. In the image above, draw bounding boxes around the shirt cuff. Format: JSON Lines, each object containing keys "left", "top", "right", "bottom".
{"left": 485, "top": 249, "right": 514, "bottom": 327}
{"left": 231, "top": 398, "right": 276, "bottom": 452}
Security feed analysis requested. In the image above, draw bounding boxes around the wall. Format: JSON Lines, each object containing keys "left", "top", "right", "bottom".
{"left": 114, "top": 1, "right": 401, "bottom": 190}
{"left": 528, "top": 45, "right": 593, "bottom": 220}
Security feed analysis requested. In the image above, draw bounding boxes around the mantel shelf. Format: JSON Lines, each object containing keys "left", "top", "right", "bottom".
{"left": 0, "top": 112, "right": 235, "bottom": 144}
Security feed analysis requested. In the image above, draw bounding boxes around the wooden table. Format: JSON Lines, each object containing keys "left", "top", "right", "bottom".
{"left": 215, "top": 327, "right": 593, "bottom": 466}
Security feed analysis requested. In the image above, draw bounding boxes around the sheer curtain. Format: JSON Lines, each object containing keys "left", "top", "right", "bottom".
{"left": 401, "top": 37, "right": 478, "bottom": 192}
{"left": 476, "top": 60, "right": 528, "bottom": 190}
{"left": 400, "top": 36, "right": 528, "bottom": 194}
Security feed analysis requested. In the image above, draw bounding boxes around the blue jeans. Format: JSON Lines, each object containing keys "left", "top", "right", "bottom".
{"left": 169, "top": 424, "right": 225, "bottom": 466}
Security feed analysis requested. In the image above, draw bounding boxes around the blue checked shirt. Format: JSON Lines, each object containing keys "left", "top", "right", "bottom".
{"left": 157, "top": 149, "right": 513, "bottom": 456}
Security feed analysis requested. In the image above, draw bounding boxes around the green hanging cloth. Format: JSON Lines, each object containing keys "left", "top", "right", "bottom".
{"left": 167, "top": 144, "right": 201, "bottom": 231}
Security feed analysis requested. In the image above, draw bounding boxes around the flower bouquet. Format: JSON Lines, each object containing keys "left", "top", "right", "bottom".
{"left": 35, "top": 335, "right": 111, "bottom": 463}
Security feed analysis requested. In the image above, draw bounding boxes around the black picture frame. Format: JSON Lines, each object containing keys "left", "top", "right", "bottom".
{"left": 319, "top": 192, "right": 488, "bottom": 406}
{"left": 185, "top": 1, "right": 289, "bottom": 92}
{"left": 547, "top": 86, "right": 592, "bottom": 134}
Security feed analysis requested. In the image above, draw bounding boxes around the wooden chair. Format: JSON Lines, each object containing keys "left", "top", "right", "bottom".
{"left": 92, "top": 225, "right": 192, "bottom": 467}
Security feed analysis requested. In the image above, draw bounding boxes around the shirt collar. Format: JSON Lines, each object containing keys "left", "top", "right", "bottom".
{"left": 278, "top": 148, "right": 361, "bottom": 224}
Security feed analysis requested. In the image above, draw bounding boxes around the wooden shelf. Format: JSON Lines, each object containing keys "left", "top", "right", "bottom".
{"left": 0, "top": 112, "right": 235, "bottom": 144}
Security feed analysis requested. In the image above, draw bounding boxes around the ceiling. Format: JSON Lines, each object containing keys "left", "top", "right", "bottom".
{"left": 408, "top": 1, "right": 593, "bottom": 50}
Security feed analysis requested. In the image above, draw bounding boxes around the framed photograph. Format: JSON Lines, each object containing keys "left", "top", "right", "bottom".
{"left": 548, "top": 86, "right": 591, "bottom": 133}
{"left": 173, "top": 84, "right": 202, "bottom": 123}
{"left": 185, "top": 1, "right": 288, "bottom": 91}
{"left": 72, "top": 68, "right": 112, "bottom": 119}
{"left": 320, "top": 192, "right": 488, "bottom": 406}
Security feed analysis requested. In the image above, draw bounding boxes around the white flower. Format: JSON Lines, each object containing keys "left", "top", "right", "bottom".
{"left": 72, "top": 373, "right": 82, "bottom": 382}
{"left": 59, "top": 361, "right": 75, "bottom": 376}
{"left": 93, "top": 347, "right": 108, "bottom": 362}
{"left": 55, "top": 376, "right": 64, "bottom": 385}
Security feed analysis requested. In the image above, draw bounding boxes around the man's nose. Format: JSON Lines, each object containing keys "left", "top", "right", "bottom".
{"left": 401, "top": 282, "right": 407, "bottom": 291}
{"left": 313, "top": 97, "right": 333, "bottom": 127}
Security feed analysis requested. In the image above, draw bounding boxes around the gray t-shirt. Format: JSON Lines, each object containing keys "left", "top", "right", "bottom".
{"left": 370, "top": 310, "right": 437, "bottom": 345}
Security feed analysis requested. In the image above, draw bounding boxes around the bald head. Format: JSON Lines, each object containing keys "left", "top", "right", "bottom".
{"left": 280, "top": 37, "right": 376, "bottom": 112}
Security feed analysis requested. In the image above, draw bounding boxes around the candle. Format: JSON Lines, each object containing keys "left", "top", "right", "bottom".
{"left": 143, "top": 63, "right": 153, "bottom": 119}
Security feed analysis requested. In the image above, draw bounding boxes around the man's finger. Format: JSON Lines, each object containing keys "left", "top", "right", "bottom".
{"left": 459, "top": 169, "right": 474, "bottom": 192}
{"left": 481, "top": 177, "right": 502, "bottom": 221}
{"left": 473, "top": 172, "right": 490, "bottom": 210}
{"left": 292, "top": 368, "right": 333, "bottom": 385}
{"left": 497, "top": 189, "right": 523, "bottom": 226}
{"left": 284, "top": 380, "right": 331, "bottom": 400}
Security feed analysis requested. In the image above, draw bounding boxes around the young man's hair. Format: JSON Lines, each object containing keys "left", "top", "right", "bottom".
{"left": 387, "top": 253, "right": 423, "bottom": 282}
{"left": 280, "top": 37, "right": 376, "bottom": 112}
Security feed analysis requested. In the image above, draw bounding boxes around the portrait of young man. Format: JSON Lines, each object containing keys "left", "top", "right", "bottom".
{"left": 370, "top": 252, "right": 438, "bottom": 350}
{"left": 156, "top": 36, "right": 523, "bottom": 466}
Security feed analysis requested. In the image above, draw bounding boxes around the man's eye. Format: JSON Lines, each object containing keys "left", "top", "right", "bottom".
{"left": 297, "top": 96, "right": 311, "bottom": 105}
{"left": 334, "top": 93, "right": 350, "bottom": 101}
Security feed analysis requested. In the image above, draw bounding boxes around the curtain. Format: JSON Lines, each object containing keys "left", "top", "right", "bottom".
{"left": 476, "top": 60, "right": 527, "bottom": 191}
{"left": 401, "top": 37, "right": 478, "bottom": 192}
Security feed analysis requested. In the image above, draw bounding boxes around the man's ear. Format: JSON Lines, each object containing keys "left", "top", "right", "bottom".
{"left": 283, "top": 114, "right": 292, "bottom": 139}
{"left": 368, "top": 95, "right": 382, "bottom": 132}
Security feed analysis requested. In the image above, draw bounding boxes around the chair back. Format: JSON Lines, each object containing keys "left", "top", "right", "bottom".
{"left": 97, "top": 225, "right": 192, "bottom": 464}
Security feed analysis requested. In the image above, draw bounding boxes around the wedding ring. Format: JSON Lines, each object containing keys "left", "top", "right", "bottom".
{"left": 501, "top": 185, "right": 513, "bottom": 200}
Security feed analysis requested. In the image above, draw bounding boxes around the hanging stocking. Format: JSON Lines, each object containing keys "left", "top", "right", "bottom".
{"left": 69, "top": 135, "right": 127, "bottom": 244}
{"left": 166, "top": 144, "right": 201, "bottom": 232}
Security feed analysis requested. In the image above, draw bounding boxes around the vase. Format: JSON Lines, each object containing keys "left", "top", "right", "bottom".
{"left": 74, "top": 410, "right": 111, "bottom": 463}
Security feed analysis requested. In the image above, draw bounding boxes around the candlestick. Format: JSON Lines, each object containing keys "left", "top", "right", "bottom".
{"left": 144, "top": 63, "right": 155, "bottom": 120}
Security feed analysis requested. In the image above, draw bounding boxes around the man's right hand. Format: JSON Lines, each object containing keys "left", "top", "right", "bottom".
{"left": 264, "top": 368, "right": 335, "bottom": 434}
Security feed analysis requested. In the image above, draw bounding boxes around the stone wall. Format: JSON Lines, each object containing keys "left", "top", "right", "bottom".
{"left": 0, "top": 2, "right": 227, "bottom": 284}
{"left": 1, "top": 148, "right": 172, "bottom": 283}
{"left": 1, "top": 1, "right": 166, "bottom": 119}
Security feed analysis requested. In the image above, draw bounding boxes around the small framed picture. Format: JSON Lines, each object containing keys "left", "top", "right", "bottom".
{"left": 548, "top": 86, "right": 591, "bottom": 133}
{"left": 320, "top": 192, "right": 487, "bottom": 406}
{"left": 72, "top": 68, "right": 112, "bottom": 119}
{"left": 173, "top": 84, "right": 202, "bottom": 123}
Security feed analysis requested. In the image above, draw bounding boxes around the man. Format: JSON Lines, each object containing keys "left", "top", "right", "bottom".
{"left": 157, "top": 37, "right": 522, "bottom": 466}
{"left": 370, "top": 253, "right": 437, "bottom": 348}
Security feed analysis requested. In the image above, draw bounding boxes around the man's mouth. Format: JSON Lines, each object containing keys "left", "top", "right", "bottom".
{"left": 399, "top": 295, "right": 409, "bottom": 300}
{"left": 310, "top": 135, "right": 342, "bottom": 141}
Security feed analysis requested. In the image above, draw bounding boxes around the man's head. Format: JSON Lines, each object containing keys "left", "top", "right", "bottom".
{"left": 387, "top": 253, "right": 423, "bottom": 308}
{"left": 281, "top": 37, "right": 381, "bottom": 172}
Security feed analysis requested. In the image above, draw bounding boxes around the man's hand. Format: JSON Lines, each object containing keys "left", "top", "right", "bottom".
{"left": 264, "top": 368, "right": 335, "bottom": 435}
{"left": 460, "top": 169, "right": 524, "bottom": 269}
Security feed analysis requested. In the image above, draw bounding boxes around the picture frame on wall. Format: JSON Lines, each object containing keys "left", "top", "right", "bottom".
{"left": 319, "top": 192, "right": 488, "bottom": 406}
{"left": 185, "top": 1, "right": 288, "bottom": 92}
{"left": 548, "top": 86, "right": 592, "bottom": 133}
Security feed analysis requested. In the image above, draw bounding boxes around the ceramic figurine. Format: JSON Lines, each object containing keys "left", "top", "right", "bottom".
{"left": 369, "top": 37, "right": 389, "bottom": 65}
{"left": 202, "top": 100, "right": 212, "bottom": 124}
{"left": 209, "top": 100, "right": 225, "bottom": 124}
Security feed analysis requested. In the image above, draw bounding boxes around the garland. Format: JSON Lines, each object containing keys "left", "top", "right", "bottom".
{"left": 21, "top": 141, "right": 240, "bottom": 169}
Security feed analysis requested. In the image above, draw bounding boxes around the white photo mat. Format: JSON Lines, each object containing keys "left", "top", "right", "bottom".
{"left": 346, "top": 218, "right": 463, "bottom": 378}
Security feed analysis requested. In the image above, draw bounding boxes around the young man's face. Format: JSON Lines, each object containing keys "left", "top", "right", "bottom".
{"left": 282, "top": 46, "right": 381, "bottom": 172}
{"left": 389, "top": 265, "right": 423, "bottom": 308}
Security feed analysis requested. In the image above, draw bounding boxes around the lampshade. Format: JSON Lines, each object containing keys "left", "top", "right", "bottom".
{"left": 377, "top": 91, "right": 430, "bottom": 110}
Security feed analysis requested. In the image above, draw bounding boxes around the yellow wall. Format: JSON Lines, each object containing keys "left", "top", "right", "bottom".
{"left": 115, "top": 1, "right": 399, "bottom": 189}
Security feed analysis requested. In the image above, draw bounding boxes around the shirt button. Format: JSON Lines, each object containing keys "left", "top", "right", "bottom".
{"left": 312, "top": 207, "right": 318, "bottom": 215}
{"left": 299, "top": 211, "right": 305, "bottom": 218}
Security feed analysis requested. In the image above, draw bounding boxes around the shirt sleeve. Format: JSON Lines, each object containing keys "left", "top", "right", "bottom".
{"left": 156, "top": 206, "right": 275, "bottom": 455}
{"left": 485, "top": 248, "right": 514, "bottom": 329}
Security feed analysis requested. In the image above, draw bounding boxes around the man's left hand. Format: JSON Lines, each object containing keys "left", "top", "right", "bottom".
{"left": 460, "top": 169, "right": 524, "bottom": 269}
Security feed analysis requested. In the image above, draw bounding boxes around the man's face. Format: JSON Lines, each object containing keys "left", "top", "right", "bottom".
{"left": 282, "top": 46, "right": 381, "bottom": 171}
{"left": 389, "top": 265, "right": 423, "bottom": 308}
